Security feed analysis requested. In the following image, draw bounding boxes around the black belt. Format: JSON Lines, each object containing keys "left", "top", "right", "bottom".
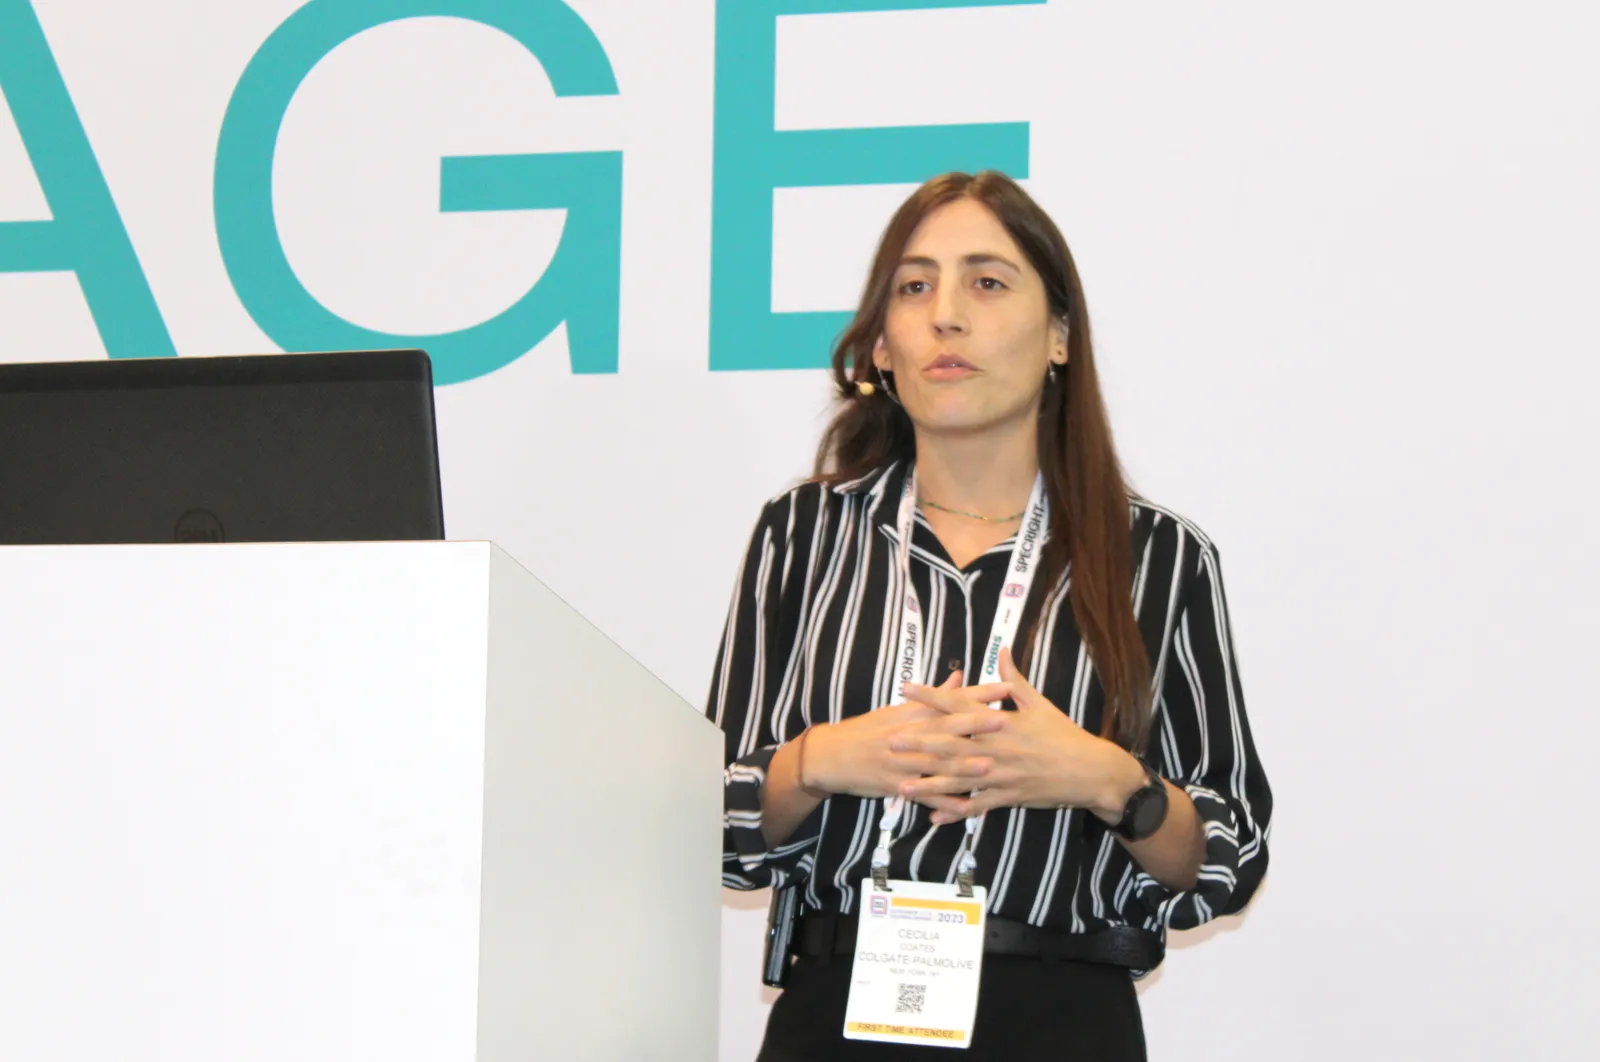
{"left": 796, "top": 912, "right": 1163, "bottom": 971}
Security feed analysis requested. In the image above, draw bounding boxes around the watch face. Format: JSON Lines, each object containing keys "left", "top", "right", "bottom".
{"left": 1129, "top": 785, "right": 1169, "bottom": 839}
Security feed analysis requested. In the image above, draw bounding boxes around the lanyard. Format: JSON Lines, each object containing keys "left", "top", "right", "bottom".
{"left": 870, "top": 467, "right": 1049, "bottom": 896}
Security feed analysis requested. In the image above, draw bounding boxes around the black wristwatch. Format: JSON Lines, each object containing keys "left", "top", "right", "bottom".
{"left": 1111, "top": 756, "right": 1169, "bottom": 842}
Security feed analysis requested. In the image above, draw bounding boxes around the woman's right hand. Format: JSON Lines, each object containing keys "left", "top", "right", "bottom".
{"left": 800, "top": 671, "right": 1011, "bottom": 799}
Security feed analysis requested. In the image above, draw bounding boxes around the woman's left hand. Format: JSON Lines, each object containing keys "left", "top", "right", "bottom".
{"left": 895, "top": 647, "right": 1143, "bottom": 826}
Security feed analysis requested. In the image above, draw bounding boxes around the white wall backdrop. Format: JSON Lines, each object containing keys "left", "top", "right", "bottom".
{"left": 2, "top": 2, "right": 1597, "bottom": 1059}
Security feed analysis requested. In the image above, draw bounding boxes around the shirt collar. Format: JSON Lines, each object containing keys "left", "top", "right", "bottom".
{"left": 827, "top": 460, "right": 908, "bottom": 530}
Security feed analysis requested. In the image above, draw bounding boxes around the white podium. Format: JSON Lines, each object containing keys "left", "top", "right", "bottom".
{"left": 0, "top": 542, "right": 722, "bottom": 1062}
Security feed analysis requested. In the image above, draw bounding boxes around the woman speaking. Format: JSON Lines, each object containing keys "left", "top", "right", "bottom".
{"left": 709, "top": 171, "right": 1272, "bottom": 1061}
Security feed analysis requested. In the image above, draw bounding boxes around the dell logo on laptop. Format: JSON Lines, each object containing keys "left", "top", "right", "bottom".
{"left": 174, "top": 509, "right": 225, "bottom": 543}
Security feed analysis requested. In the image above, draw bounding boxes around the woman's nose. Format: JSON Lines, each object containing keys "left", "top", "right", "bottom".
{"left": 932, "top": 288, "right": 968, "bottom": 335}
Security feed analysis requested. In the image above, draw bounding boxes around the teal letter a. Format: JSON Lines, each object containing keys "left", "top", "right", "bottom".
{"left": 0, "top": 0, "right": 176, "bottom": 358}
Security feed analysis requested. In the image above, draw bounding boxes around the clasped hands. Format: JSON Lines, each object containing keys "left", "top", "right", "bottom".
{"left": 800, "top": 648, "right": 1140, "bottom": 825}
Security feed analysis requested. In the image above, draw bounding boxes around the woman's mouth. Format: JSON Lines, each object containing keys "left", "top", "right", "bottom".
{"left": 922, "top": 353, "right": 978, "bottom": 381}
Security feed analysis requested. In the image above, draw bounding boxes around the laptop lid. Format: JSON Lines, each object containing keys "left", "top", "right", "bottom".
{"left": 0, "top": 349, "right": 445, "bottom": 545}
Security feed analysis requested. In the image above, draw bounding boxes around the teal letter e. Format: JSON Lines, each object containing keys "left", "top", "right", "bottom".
{"left": 709, "top": 0, "right": 1042, "bottom": 372}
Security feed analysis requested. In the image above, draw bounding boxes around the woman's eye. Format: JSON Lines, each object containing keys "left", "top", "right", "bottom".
{"left": 976, "top": 276, "right": 1007, "bottom": 292}
{"left": 898, "top": 280, "right": 930, "bottom": 296}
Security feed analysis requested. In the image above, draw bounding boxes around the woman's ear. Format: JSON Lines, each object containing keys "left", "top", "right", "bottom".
{"left": 1050, "top": 317, "right": 1070, "bottom": 365}
{"left": 873, "top": 335, "right": 891, "bottom": 372}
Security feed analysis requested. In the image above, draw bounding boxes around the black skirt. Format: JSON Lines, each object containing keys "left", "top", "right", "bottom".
{"left": 756, "top": 952, "right": 1148, "bottom": 1062}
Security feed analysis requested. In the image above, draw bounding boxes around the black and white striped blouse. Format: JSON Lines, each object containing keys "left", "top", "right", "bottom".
{"left": 708, "top": 461, "right": 1272, "bottom": 942}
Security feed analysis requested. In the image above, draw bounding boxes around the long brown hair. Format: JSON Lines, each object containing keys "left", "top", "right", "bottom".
{"left": 814, "top": 171, "right": 1152, "bottom": 750}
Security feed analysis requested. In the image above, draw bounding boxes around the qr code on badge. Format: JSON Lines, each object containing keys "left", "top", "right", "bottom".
{"left": 895, "top": 983, "right": 927, "bottom": 1015}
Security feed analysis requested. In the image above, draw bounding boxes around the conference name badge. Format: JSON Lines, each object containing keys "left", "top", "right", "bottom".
{"left": 844, "top": 879, "right": 986, "bottom": 1049}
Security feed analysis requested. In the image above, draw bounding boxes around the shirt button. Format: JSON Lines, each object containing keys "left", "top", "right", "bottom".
{"left": 946, "top": 658, "right": 963, "bottom": 674}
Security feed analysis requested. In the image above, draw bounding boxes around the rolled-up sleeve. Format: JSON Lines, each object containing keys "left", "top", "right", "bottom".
{"left": 707, "top": 492, "right": 823, "bottom": 891}
{"left": 1127, "top": 544, "right": 1272, "bottom": 930}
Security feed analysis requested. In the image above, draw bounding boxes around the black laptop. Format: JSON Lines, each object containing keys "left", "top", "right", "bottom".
{"left": 0, "top": 349, "right": 445, "bottom": 545}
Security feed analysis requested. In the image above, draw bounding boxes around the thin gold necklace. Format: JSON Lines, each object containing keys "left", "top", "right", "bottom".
{"left": 918, "top": 496, "right": 1026, "bottom": 523}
